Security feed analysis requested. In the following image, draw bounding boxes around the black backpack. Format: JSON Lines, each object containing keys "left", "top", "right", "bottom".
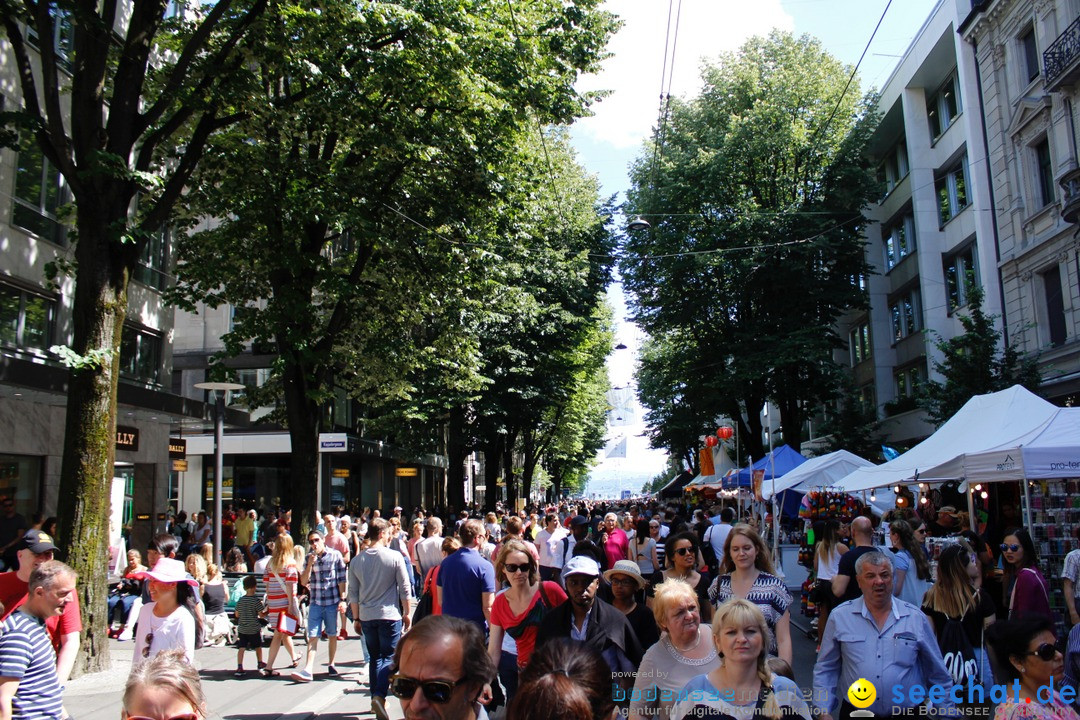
{"left": 939, "top": 615, "right": 979, "bottom": 685}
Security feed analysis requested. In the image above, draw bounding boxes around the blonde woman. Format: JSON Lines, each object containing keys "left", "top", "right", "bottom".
{"left": 193, "top": 550, "right": 229, "bottom": 646}
{"left": 671, "top": 599, "right": 811, "bottom": 720}
{"left": 261, "top": 534, "right": 300, "bottom": 676}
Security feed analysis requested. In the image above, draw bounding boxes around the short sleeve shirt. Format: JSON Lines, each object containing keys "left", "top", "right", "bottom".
{"left": 0, "top": 572, "right": 82, "bottom": 653}
{"left": 490, "top": 582, "right": 567, "bottom": 668}
{"left": 437, "top": 547, "right": 495, "bottom": 629}
{"left": 0, "top": 611, "right": 63, "bottom": 720}
{"left": 708, "top": 573, "right": 791, "bottom": 655}
{"left": 308, "top": 548, "right": 347, "bottom": 606}
{"left": 1064, "top": 550, "right": 1080, "bottom": 598}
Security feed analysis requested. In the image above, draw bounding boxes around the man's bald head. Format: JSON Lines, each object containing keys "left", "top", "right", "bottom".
{"left": 851, "top": 516, "right": 873, "bottom": 543}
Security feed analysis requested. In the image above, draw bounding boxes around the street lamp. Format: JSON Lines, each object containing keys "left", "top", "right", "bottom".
{"left": 194, "top": 381, "right": 244, "bottom": 564}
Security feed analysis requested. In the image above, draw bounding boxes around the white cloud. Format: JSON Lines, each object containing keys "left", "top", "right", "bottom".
{"left": 576, "top": 0, "right": 795, "bottom": 150}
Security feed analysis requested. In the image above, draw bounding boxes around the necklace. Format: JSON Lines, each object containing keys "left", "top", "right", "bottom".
{"left": 671, "top": 627, "right": 702, "bottom": 653}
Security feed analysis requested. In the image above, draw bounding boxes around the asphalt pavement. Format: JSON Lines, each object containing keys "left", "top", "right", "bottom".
{"left": 66, "top": 616, "right": 823, "bottom": 720}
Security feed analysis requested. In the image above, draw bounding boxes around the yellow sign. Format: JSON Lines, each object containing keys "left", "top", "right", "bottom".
{"left": 395, "top": 467, "right": 418, "bottom": 477}
{"left": 847, "top": 679, "right": 876, "bottom": 709}
{"left": 332, "top": 468, "right": 350, "bottom": 478}
{"left": 172, "top": 459, "right": 188, "bottom": 472}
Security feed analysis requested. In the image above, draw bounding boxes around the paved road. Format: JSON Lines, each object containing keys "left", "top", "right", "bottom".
{"left": 68, "top": 616, "right": 823, "bottom": 720}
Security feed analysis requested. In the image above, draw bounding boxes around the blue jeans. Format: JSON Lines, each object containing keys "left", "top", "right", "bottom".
{"left": 108, "top": 594, "right": 136, "bottom": 624}
{"left": 499, "top": 650, "right": 519, "bottom": 705}
{"left": 362, "top": 619, "right": 401, "bottom": 699}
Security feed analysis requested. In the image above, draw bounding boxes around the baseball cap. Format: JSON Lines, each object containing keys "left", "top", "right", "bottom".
{"left": 570, "top": 515, "right": 589, "bottom": 527}
{"left": 562, "top": 555, "right": 600, "bottom": 578}
{"left": 22, "top": 530, "right": 58, "bottom": 554}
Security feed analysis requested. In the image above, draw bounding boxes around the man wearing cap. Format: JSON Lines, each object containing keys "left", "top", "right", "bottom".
{"left": 536, "top": 556, "right": 643, "bottom": 681}
{"left": 605, "top": 560, "right": 659, "bottom": 649}
{"left": 0, "top": 531, "right": 81, "bottom": 683}
{"left": 0, "top": 560, "right": 77, "bottom": 720}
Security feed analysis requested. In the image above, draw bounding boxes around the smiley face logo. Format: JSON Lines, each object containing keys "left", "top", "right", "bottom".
{"left": 847, "top": 678, "right": 876, "bottom": 709}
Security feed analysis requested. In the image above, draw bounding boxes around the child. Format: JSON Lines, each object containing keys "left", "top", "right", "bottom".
{"left": 234, "top": 575, "right": 265, "bottom": 676}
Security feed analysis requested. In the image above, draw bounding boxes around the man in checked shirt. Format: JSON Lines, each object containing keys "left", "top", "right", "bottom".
{"left": 291, "top": 530, "right": 347, "bottom": 682}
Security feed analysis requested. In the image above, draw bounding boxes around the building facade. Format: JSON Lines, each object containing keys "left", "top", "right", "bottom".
{"left": 959, "top": 0, "right": 1080, "bottom": 406}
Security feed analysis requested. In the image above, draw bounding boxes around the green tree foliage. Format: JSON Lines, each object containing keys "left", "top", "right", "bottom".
{"left": 1, "top": 0, "right": 272, "bottom": 674}
{"left": 621, "top": 32, "right": 879, "bottom": 458}
{"left": 920, "top": 287, "right": 1042, "bottom": 426}
{"left": 816, "top": 379, "right": 884, "bottom": 461}
{"left": 169, "top": 3, "right": 617, "bottom": 526}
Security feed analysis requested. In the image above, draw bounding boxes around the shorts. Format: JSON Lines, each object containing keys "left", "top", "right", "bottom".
{"left": 306, "top": 602, "right": 339, "bottom": 637}
{"left": 236, "top": 632, "right": 262, "bottom": 650}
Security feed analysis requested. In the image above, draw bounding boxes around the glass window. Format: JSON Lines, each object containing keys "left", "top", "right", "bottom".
{"left": 1035, "top": 138, "right": 1055, "bottom": 207}
{"left": 883, "top": 212, "right": 916, "bottom": 270}
{"left": 894, "top": 365, "right": 926, "bottom": 399}
{"left": 928, "top": 76, "right": 962, "bottom": 140}
{"left": 13, "top": 144, "right": 68, "bottom": 246}
{"left": 944, "top": 244, "right": 979, "bottom": 311}
{"left": 119, "top": 325, "right": 163, "bottom": 385}
{"left": 1022, "top": 27, "right": 1040, "bottom": 84}
{"left": 936, "top": 156, "right": 970, "bottom": 226}
{"left": 1043, "top": 265, "right": 1067, "bottom": 347}
{"left": 849, "top": 322, "right": 872, "bottom": 366}
{"left": 889, "top": 289, "right": 922, "bottom": 343}
{"left": 134, "top": 227, "right": 170, "bottom": 291}
{"left": 25, "top": 7, "right": 74, "bottom": 72}
{"left": 878, "top": 139, "right": 909, "bottom": 195}
{"left": 0, "top": 283, "right": 55, "bottom": 352}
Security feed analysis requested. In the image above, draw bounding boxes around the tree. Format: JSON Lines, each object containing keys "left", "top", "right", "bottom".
{"left": 1, "top": 0, "right": 271, "bottom": 674}
{"left": 920, "top": 287, "right": 1042, "bottom": 426}
{"left": 816, "top": 379, "right": 884, "bottom": 461}
{"left": 621, "top": 32, "right": 879, "bottom": 455}
{"left": 169, "top": 3, "right": 617, "bottom": 530}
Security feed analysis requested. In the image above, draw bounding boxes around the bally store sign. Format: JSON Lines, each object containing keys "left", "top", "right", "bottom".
{"left": 116, "top": 426, "right": 139, "bottom": 452}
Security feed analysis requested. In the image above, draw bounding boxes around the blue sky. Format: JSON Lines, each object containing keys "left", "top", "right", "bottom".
{"left": 579, "top": 0, "right": 940, "bottom": 496}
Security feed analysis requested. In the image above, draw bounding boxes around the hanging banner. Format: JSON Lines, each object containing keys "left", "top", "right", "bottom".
{"left": 752, "top": 469, "right": 765, "bottom": 502}
{"left": 699, "top": 447, "right": 715, "bottom": 477}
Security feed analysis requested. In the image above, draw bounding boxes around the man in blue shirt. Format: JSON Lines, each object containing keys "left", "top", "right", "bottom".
{"left": 814, "top": 550, "right": 955, "bottom": 719}
{"left": 438, "top": 519, "right": 495, "bottom": 631}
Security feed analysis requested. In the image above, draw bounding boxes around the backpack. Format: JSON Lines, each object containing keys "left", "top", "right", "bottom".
{"left": 699, "top": 525, "right": 719, "bottom": 572}
{"left": 938, "top": 615, "right": 979, "bottom": 685}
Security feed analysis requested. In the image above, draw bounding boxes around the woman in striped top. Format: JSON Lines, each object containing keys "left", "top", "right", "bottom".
{"left": 261, "top": 534, "right": 299, "bottom": 677}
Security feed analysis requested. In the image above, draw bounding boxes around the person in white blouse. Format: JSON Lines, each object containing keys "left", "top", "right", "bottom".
{"left": 132, "top": 557, "right": 199, "bottom": 665}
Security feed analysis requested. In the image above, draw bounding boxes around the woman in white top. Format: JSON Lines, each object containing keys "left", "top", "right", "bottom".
{"left": 132, "top": 558, "right": 199, "bottom": 665}
{"left": 812, "top": 519, "right": 847, "bottom": 640}
{"left": 631, "top": 518, "right": 659, "bottom": 577}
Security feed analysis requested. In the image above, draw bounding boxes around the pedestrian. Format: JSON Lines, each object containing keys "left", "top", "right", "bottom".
{"left": 534, "top": 514, "right": 569, "bottom": 583}
{"left": 108, "top": 550, "right": 146, "bottom": 638}
{"left": 670, "top": 599, "right": 811, "bottom": 720}
{"left": 293, "top": 530, "right": 347, "bottom": 681}
{"left": 812, "top": 519, "right": 847, "bottom": 647}
{"left": 829, "top": 515, "right": 877, "bottom": 605}
{"left": 233, "top": 575, "right": 265, "bottom": 677}
{"left": 389, "top": 615, "right": 496, "bottom": 720}
{"left": 348, "top": 519, "right": 412, "bottom": 720}
{"left": 234, "top": 509, "right": 257, "bottom": 567}
{"left": 0, "top": 530, "right": 82, "bottom": 683}
{"left": 507, "top": 639, "right": 618, "bottom": 720}
{"left": 415, "top": 517, "right": 445, "bottom": 580}
{"left": 123, "top": 649, "right": 208, "bottom": 720}
{"left": 261, "top": 533, "right": 300, "bottom": 677}
{"left": 1002, "top": 527, "right": 1052, "bottom": 621}
{"left": 437, "top": 519, "right": 495, "bottom": 632}
{"left": 813, "top": 551, "right": 955, "bottom": 719}
{"left": 889, "top": 519, "right": 934, "bottom": 607}
{"left": 605, "top": 560, "right": 659, "bottom": 650}
{"left": 986, "top": 616, "right": 1077, "bottom": 719}
{"left": 922, "top": 542, "right": 995, "bottom": 689}
{"left": 0, "top": 561, "right": 76, "bottom": 720}
{"left": 648, "top": 531, "right": 712, "bottom": 624}
{"left": 132, "top": 557, "right": 200, "bottom": 665}
{"left": 600, "top": 513, "right": 628, "bottom": 571}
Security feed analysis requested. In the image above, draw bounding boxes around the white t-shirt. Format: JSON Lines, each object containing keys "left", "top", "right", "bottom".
{"left": 705, "top": 523, "right": 731, "bottom": 562}
{"left": 254, "top": 556, "right": 271, "bottom": 575}
{"left": 536, "top": 527, "right": 569, "bottom": 568}
{"left": 415, "top": 536, "right": 444, "bottom": 575}
{"left": 132, "top": 602, "right": 196, "bottom": 665}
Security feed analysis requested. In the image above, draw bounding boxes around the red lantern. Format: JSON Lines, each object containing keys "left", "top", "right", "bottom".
{"left": 717, "top": 426, "right": 734, "bottom": 441}
{"left": 704, "top": 435, "right": 718, "bottom": 448}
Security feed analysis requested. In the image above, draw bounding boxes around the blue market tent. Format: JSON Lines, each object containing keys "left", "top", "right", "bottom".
{"left": 722, "top": 445, "right": 808, "bottom": 489}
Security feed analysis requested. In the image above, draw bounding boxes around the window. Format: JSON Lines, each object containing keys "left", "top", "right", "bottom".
{"left": 859, "top": 384, "right": 877, "bottom": 414}
{"left": 894, "top": 364, "right": 926, "bottom": 399}
{"left": 889, "top": 288, "right": 922, "bottom": 342}
{"left": 1042, "top": 265, "right": 1067, "bottom": 347}
{"left": 0, "top": 283, "right": 55, "bottom": 352}
{"left": 928, "top": 75, "right": 962, "bottom": 140}
{"left": 229, "top": 368, "right": 271, "bottom": 405}
{"left": 164, "top": 1, "right": 186, "bottom": 19}
{"left": 849, "top": 322, "right": 872, "bottom": 366}
{"left": 12, "top": 144, "right": 68, "bottom": 245}
{"left": 25, "top": 8, "right": 74, "bottom": 72}
{"left": 1035, "top": 138, "right": 1055, "bottom": 207}
{"left": 119, "top": 325, "right": 163, "bottom": 384}
{"left": 944, "top": 244, "right": 979, "bottom": 311}
{"left": 878, "top": 139, "right": 909, "bottom": 195}
{"left": 883, "top": 212, "right": 916, "bottom": 270}
{"left": 936, "top": 156, "right": 970, "bottom": 226}
{"left": 1021, "top": 26, "right": 1040, "bottom": 84}
{"left": 134, "top": 228, "right": 170, "bottom": 291}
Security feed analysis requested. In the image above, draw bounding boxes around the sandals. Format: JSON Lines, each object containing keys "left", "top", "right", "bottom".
{"left": 259, "top": 668, "right": 279, "bottom": 677}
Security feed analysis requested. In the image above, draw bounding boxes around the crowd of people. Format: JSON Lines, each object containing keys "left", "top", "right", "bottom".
{"left": 10, "top": 497, "right": 1080, "bottom": 720}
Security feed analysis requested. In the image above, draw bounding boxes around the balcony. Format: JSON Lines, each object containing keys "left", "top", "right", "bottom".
{"left": 1060, "top": 167, "right": 1080, "bottom": 223}
{"left": 1045, "top": 15, "right": 1080, "bottom": 91}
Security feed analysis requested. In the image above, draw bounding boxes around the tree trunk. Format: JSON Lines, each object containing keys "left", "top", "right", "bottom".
{"left": 482, "top": 435, "right": 504, "bottom": 512}
{"left": 445, "top": 407, "right": 468, "bottom": 513}
{"left": 55, "top": 210, "right": 130, "bottom": 676}
{"left": 521, "top": 430, "right": 538, "bottom": 504}
{"left": 504, "top": 428, "right": 518, "bottom": 509}
{"left": 281, "top": 358, "right": 321, "bottom": 543}
{"left": 778, "top": 397, "right": 804, "bottom": 450}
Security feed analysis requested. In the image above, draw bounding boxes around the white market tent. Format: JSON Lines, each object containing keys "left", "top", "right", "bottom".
{"left": 917, "top": 406, "right": 1080, "bottom": 483}
{"left": 764, "top": 449, "right": 874, "bottom": 499}
{"left": 685, "top": 445, "right": 738, "bottom": 489}
{"left": 835, "top": 385, "right": 1060, "bottom": 493}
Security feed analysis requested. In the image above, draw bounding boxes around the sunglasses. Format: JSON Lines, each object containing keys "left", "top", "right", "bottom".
{"left": 389, "top": 673, "right": 466, "bottom": 704}
{"left": 1026, "top": 642, "right": 1058, "bottom": 661}
{"left": 1001, "top": 543, "right": 1021, "bottom": 552}
{"left": 126, "top": 715, "right": 198, "bottom": 720}
{"left": 673, "top": 547, "right": 695, "bottom": 556}
{"left": 143, "top": 632, "right": 153, "bottom": 658}
{"left": 503, "top": 563, "right": 530, "bottom": 574}
{"left": 610, "top": 577, "right": 638, "bottom": 587}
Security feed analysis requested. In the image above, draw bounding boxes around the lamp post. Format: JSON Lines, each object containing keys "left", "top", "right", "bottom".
{"left": 194, "top": 381, "right": 244, "bottom": 564}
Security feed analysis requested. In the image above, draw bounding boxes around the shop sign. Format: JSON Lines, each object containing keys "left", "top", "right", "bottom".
{"left": 135, "top": 513, "right": 151, "bottom": 521}
{"left": 168, "top": 438, "right": 187, "bottom": 458}
{"left": 395, "top": 467, "right": 418, "bottom": 477}
{"left": 172, "top": 459, "right": 188, "bottom": 472}
{"left": 116, "top": 426, "right": 139, "bottom": 451}
{"left": 332, "top": 468, "right": 350, "bottom": 478}
{"left": 157, "top": 513, "right": 167, "bottom": 521}
{"left": 319, "top": 433, "right": 348, "bottom": 452}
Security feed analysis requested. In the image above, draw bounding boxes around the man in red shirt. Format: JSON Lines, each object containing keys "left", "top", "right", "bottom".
{"left": 0, "top": 530, "right": 82, "bottom": 682}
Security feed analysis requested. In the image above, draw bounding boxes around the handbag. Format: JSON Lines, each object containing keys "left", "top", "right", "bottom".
{"left": 271, "top": 569, "right": 300, "bottom": 636}
{"left": 413, "top": 567, "right": 437, "bottom": 623}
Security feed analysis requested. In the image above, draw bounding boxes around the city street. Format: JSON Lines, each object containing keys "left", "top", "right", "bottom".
{"left": 66, "top": 615, "right": 821, "bottom": 720}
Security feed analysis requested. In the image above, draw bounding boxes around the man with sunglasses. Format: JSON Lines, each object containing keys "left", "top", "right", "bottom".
{"left": 0, "top": 561, "right": 76, "bottom": 720}
{"left": 390, "top": 614, "right": 496, "bottom": 720}
{"left": 0, "top": 531, "right": 81, "bottom": 684}
{"left": 293, "top": 530, "right": 347, "bottom": 682}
